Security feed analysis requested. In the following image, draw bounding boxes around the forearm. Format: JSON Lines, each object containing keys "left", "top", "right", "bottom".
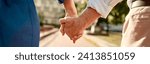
{"left": 79, "top": 7, "right": 101, "bottom": 28}
{"left": 64, "top": 0, "right": 77, "bottom": 17}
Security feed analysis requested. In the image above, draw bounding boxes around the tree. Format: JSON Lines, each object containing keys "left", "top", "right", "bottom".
{"left": 107, "top": 0, "right": 129, "bottom": 25}
{"left": 97, "top": 0, "right": 129, "bottom": 35}
{"left": 75, "top": 0, "right": 87, "bottom": 15}
{"left": 38, "top": 12, "right": 45, "bottom": 27}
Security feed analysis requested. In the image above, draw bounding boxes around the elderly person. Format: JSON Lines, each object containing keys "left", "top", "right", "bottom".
{"left": 60, "top": 0, "right": 150, "bottom": 47}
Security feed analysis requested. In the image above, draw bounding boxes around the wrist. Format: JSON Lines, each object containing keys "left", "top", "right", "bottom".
{"left": 64, "top": 0, "right": 77, "bottom": 17}
{"left": 66, "top": 11, "right": 77, "bottom": 17}
{"left": 79, "top": 7, "right": 100, "bottom": 28}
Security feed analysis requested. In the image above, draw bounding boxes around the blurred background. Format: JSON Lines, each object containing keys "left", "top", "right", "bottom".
{"left": 34, "top": 0, "right": 129, "bottom": 47}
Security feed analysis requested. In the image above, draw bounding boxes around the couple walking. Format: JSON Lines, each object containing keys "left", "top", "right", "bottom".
{"left": 60, "top": 0, "right": 150, "bottom": 47}
{"left": 0, "top": 0, "right": 150, "bottom": 47}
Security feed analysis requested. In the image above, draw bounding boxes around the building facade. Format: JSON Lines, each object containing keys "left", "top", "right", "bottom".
{"left": 34, "top": 0, "right": 64, "bottom": 24}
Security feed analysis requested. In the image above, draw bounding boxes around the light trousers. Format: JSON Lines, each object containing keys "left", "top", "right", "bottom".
{"left": 121, "top": 6, "right": 150, "bottom": 47}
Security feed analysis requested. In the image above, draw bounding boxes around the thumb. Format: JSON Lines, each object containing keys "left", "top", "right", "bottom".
{"left": 59, "top": 18, "right": 66, "bottom": 24}
{"left": 60, "top": 24, "right": 65, "bottom": 36}
{"left": 59, "top": 18, "right": 66, "bottom": 36}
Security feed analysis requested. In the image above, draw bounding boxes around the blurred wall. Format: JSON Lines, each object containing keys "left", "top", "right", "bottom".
{"left": 34, "top": 0, "right": 64, "bottom": 24}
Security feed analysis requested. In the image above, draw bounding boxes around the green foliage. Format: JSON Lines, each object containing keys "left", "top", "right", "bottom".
{"left": 38, "top": 12, "right": 45, "bottom": 27}
{"left": 75, "top": 1, "right": 87, "bottom": 15}
{"left": 75, "top": 0, "right": 129, "bottom": 25}
{"left": 107, "top": 0, "right": 129, "bottom": 25}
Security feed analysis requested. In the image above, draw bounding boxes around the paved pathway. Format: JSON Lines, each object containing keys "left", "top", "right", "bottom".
{"left": 40, "top": 30, "right": 117, "bottom": 47}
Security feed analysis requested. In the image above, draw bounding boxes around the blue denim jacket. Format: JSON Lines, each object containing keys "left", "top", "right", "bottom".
{"left": 58, "top": 0, "right": 64, "bottom": 4}
{"left": 0, "top": 0, "right": 40, "bottom": 47}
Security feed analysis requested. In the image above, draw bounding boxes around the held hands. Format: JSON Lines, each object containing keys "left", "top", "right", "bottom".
{"left": 60, "top": 0, "right": 85, "bottom": 43}
{"left": 59, "top": 17, "right": 86, "bottom": 43}
{"left": 60, "top": 1, "right": 100, "bottom": 43}
{"left": 59, "top": 7, "right": 101, "bottom": 43}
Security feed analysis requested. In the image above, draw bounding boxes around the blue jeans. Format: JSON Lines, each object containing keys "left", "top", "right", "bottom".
{"left": 0, "top": 0, "right": 40, "bottom": 47}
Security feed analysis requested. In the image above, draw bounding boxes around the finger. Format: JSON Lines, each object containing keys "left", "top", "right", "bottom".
{"left": 72, "top": 31, "right": 83, "bottom": 43}
{"left": 72, "top": 36, "right": 79, "bottom": 44}
{"left": 73, "top": 39, "right": 76, "bottom": 43}
{"left": 67, "top": 34, "right": 73, "bottom": 40}
{"left": 72, "top": 36, "right": 77, "bottom": 43}
{"left": 60, "top": 17, "right": 74, "bottom": 27}
{"left": 60, "top": 24, "right": 65, "bottom": 36}
{"left": 66, "top": 33, "right": 76, "bottom": 40}
{"left": 72, "top": 34, "right": 82, "bottom": 43}
{"left": 59, "top": 18, "right": 66, "bottom": 24}
{"left": 59, "top": 18, "right": 67, "bottom": 36}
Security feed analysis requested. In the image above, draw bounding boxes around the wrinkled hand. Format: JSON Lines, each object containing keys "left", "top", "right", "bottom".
{"left": 59, "top": 17, "right": 86, "bottom": 43}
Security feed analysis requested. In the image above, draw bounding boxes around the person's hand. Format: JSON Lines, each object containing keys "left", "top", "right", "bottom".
{"left": 59, "top": 12, "right": 78, "bottom": 43}
{"left": 59, "top": 17, "right": 86, "bottom": 43}
{"left": 59, "top": 7, "right": 101, "bottom": 43}
{"left": 59, "top": 15, "right": 77, "bottom": 40}
{"left": 59, "top": 12, "right": 77, "bottom": 40}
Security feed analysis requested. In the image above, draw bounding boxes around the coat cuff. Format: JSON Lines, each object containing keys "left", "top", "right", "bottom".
{"left": 58, "top": 0, "right": 64, "bottom": 4}
{"left": 87, "top": 0, "right": 122, "bottom": 18}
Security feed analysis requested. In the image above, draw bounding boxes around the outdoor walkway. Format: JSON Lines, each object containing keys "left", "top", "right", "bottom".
{"left": 40, "top": 29, "right": 117, "bottom": 47}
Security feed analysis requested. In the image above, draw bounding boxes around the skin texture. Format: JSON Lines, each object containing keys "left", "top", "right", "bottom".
{"left": 60, "top": 7, "right": 101, "bottom": 43}
{"left": 59, "top": 0, "right": 77, "bottom": 43}
{"left": 63, "top": 0, "right": 77, "bottom": 17}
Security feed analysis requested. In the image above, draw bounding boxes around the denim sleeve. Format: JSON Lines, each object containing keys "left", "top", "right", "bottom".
{"left": 58, "top": 0, "right": 64, "bottom": 4}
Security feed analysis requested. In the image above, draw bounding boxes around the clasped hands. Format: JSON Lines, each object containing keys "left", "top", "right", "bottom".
{"left": 59, "top": 17, "right": 86, "bottom": 43}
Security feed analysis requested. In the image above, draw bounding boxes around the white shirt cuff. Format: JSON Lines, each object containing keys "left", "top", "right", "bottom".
{"left": 88, "top": 0, "right": 122, "bottom": 18}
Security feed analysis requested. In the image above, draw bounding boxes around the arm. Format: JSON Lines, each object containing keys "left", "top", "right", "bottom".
{"left": 88, "top": 0, "right": 123, "bottom": 18}
{"left": 64, "top": 0, "right": 77, "bottom": 17}
{"left": 60, "top": 0, "right": 122, "bottom": 43}
{"left": 78, "top": 7, "right": 100, "bottom": 29}
{"left": 76, "top": 0, "right": 123, "bottom": 28}
{"left": 59, "top": 7, "right": 101, "bottom": 43}
{"left": 59, "top": 0, "right": 77, "bottom": 36}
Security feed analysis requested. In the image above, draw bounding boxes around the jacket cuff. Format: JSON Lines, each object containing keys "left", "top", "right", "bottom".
{"left": 87, "top": 0, "right": 122, "bottom": 18}
{"left": 58, "top": 0, "right": 64, "bottom": 4}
